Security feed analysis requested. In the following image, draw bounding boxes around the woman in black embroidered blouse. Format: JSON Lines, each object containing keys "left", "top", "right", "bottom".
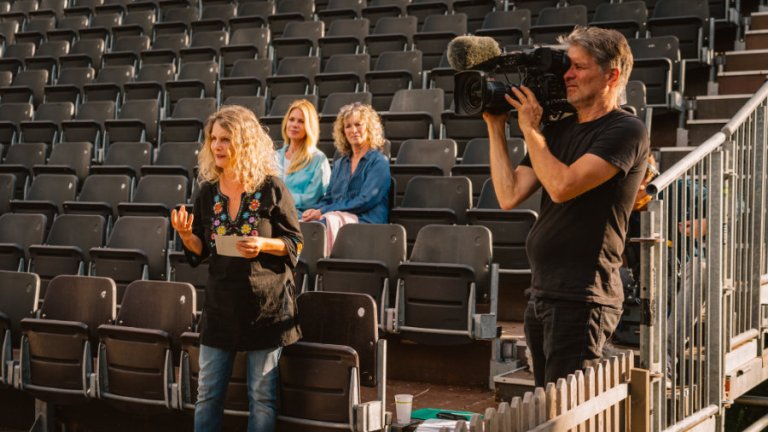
{"left": 171, "top": 105, "right": 303, "bottom": 432}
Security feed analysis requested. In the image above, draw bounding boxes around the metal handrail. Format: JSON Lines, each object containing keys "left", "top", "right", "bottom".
{"left": 646, "top": 132, "right": 726, "bottom": 195}
{"left": 722, "top": 79, "right": 768, "bottom": 136}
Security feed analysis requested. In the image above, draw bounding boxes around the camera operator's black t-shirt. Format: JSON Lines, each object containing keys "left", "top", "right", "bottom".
{"left": 519, "top": 110, "right": 649, "bottom": 308}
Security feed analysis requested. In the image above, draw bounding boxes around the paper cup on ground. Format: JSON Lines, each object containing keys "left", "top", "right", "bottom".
{"left": 394, "top": 394, "right": 413, "bottom": 424}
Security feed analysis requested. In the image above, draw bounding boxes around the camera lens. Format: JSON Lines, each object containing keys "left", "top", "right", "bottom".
{"left": 454, "top": 71, "right": 485, "bottom": 116}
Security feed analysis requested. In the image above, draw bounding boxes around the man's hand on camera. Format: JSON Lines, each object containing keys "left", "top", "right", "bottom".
{"left": 507, "top": 86, "right": 543, "bottom": 134}
{"left": 481, "top": 109, "right": 508, "bottom": 131}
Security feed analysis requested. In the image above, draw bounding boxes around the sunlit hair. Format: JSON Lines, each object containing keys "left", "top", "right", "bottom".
{"left": 332, "top": 102, "right": 386, "bottom": 156}
{"left": 280, "top": 99, "right": 320, "bottom": 174}
{"left": 558, "top": 26, "right": 634, "bottom": 106}
{"left": 198, "top": 105, "right": 277, "bottom": 193}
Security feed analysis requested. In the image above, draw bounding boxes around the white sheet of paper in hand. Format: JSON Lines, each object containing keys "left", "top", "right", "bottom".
{"left": 214, "top": 234, "right": 248, "bottom": 257}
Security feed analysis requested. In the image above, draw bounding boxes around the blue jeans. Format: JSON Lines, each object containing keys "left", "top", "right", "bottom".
{"left": 194, "top": 344, "right": 282, "bottom": 432}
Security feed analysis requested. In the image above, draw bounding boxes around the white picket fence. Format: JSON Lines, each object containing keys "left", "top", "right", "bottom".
{"left": 443, "top": 352, "right": 649, "bottom": 432}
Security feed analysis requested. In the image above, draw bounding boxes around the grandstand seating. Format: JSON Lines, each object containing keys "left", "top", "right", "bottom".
{"left": 0, "top": 270, "right": 39, "bottom": 386}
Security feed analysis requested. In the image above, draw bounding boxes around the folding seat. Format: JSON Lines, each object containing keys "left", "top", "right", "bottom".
{"left": 61, "top": 100, "right": 116, "bottom": 148}
{"left": 153, "top": 4, "right": 198, "bottom": 37}
{"left": 453, "top": 0, "right": 499, "bottom": 33}
{"left": 140, "top": 33, "right": 188, "bottom": 66}
{"left": 18, "top": 275, "right": 115, "bottom": 404}
{"left": 0, "top": 102, "right": 34, "bottom": 145}
{"left": 27, "top": 215, "right": 107, "bottom": 292}
{"left": 475, "top": 10, "right": 532, "bottom": 47}
{"left": 217, "top": 58, "right": 272, "bottom": 104}
{"left": 142, "top": 142, "right": 198, "bottom": 187}
{"left": 79, "top": 10, "right": 123, "bottom": 44}
{"left": 102, "top": 35, "right": 150, "bottom": 68}
{"left": 96, "top": 280, "right": 195, "bottom": 408}
{"left": 117, "top": 173, "right": 187, "bottom": 218}
{"left": 407, "top": 0, "right": 454, "bottom": 27}
{"left": 90, "top": 141, "right": 151, "bottom": 179}
{"left": 0, "top": 41, "right": 33, "bottom": 75}
{"left": 33, "top": 141, "right": 92, "bottom": 183}
{"left": 10, "top": 173, "right": 78, "bottom": 228}
{"left": 267, "top": 0, "right": 314, "bottom": 39}
{"left": 275, "top": 291, "right": 387, "bottom": 430}
{"left": 317, "top": 0, "right": 365, "bottom": 28}
{"left": 264, "top": 56, "right": 320, "bottom": 106}
{"left": 179, "top": 29, "right": 228, "bottom": 64}
{"left": 390, "top": 176, "right": 472, "bottom": 248}
{"left": 317, "top": 92, "right": 372, "bottom": 155}
{"left": 590, "top": 1, "right": 648, "bottom": 39}
{"left": 315, "top": 53, "right": 369, "bottom": 105}
{"left": 629, "top": 36, "right": 684, "bottom": 110}
{"left": 0, "top": 19, "right": 18, "bottom": 48}
{"left": 164, "top": 61, "right": 217, "bottom": 114}
{"left": 625, "top": 80, "right": 652, "bottom": 129}
{"left": 529, "top": 5, "right": 588, "bottom": 45}
{"left": 43, "top": 67, "right": 94, "bottom": 106}
{"left": 19, "top": 101, "right": 75, "bottom": 147}
{"left": 62, "top": 173, "right": 132, "bottom": 223}
{"left": 0, "top": 173, "right": 13, "bottom": 214}
{"left": 222, "top": 95, "right": 267, "bottom": 118}
{"left": 191, "top": 2, "right": 236, "bottom": 33}
{"left": 14, "top": 15, "right": 56, "bottom": 45}
{"left": 0, "top": 270, "right": 40, "bottom": 386}
{"left": 59, "top": 39, "right": 106, "bottom": 71}
{"left": 89, "top": 216, "right": 170, "bottom": 300}
{"left": 220, "top": 28, "right": 270, "bottom": 75}
{"left": 0, "top": 0, "right": 37, "bottom": 26}
{"left": 0, "top": 69, "right": 49, "bottom": 107}
{"left": 104, "top": 98, "right": 160, "bottom": 145}
{"left": 440, "top": 108, "right": 490, "bottom": 155}
{"left": 168, "top": 250, "right": 207, "bottom": 310}
{"left": 46, "top": 15, "right": 89, "bottom": 43}
{"left": 315, "top": 224, "right": 406, "bottom": 327}
{"left": 426, "top": 53, "right": 456, "bottom": 109}
{"left": 413, "top": 14, "right": 467, "bottom": 71}
{"left": 452, "top": 137, "right": 526, "bottom": 205}
{"left": 364, "top": 16, "right": 418, "bottom": 68}
{"left": 646, "top": 0, "right": 712, "bottom": 64}
{"left": 387, "top": 224, "right": 498, "bottom": 343}
{"left": 379, "top": 88, "right": 444, "bottom": 157}
{"left": 272, "top": 20, "right": 324, "bottom": 64}
{"left": 513, "top": 0, "right": 559, "bottom": 22}
{"left": 23, "top": 41, "right": 68, "bottom": 86}
{"left": 82, "top": 64, "right": 134, "bottom": 105}
{"left": 158, "top": 97, "right": 216, "bottom": 145}
{"left": 318, "top": 18, "right": 369, "bottom": 68}
{"left": 0, "top": 141, "right": 45, "bottom": 198}
{"left": 477, "top": 177, "right": 541, "bottom": 214}
{"left": 293, "top": 221, "right": 327, "bottom": 293}
{"left": 229, "top": 0, "right": 273, "bottom": 32}
{"left": 365, "top": 50, "right": 423, "bottom": 111}
{"left": 123, "top": 63, "right": 176, "bottom": 100}
{"left": 0, "top": 71, "right": 11, "bottom": 88}
{"left": 362, "top": 0, "right": 408, "bottom": 32}
{"left": 0, "top": 213, "right": 47, "bottom": 271}
{"left": 390, "top": 139, "right": 456, "bottom": 205}
{"left": 111, "top": 9, "right": 156, "bottom": 39}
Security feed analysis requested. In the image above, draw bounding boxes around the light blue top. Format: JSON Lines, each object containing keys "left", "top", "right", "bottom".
{"left": 277, "top": 146, "right": 331, "bottom": 212}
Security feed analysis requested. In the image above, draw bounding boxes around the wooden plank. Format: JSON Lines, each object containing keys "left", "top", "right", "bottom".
{"left": 525, "top": 384, "right": 630, "bottom": 432}
{"left": 523, "top": 392, "right": 535, "bottom": 430}
{"left": 584, "top": 367, "right": 596, "bottom": 432}
{"left": 630, "top": 368, "right": 650, "bottom": 432}
{"left": 497, "top": 402, "right": 511, "bottom": 432}
{"left": 456, "top": 421, "right": 468, "bottom": 432}
{"left": 609, "top": 357, "right": 621, "bottom": 431}
{"left": 484, "top": 407, "right": 499, "bottom": 432}
{"left": 546, "top": 382, "right": 557, "bottom": 420}
{"left": 535, "top": 387, "right": 547, "bottom": 424}
{"left": 510, "top": 396, "right": 522, "bottom": 432}
{"left": 470, "top": 413, "right": 483, "bottom": 431}
{"left": 567, "top": 374, "right": 577, "bottom": 432}
{"left": 595, "top": 363, "right": 605, "bottom": 432}
{"left": 575, "top": 370, "right": 586, "bottom": 432}
{"left": 556, "top": 379, "right": 567, "bottom": 417}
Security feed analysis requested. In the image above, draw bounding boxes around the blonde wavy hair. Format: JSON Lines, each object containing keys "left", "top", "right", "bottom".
{"left": 332, "top": 102, "right": 386, "bottom": 157}
{"left": 198, "top": 105, "right": 277, "bottom": 193}
{"left": 280, "top": 99, "right": 320, "bottom": 174}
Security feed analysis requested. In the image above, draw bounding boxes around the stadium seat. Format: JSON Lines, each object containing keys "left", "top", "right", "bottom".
{"left": 475, "top": 177, "right": 542, "bottom": 213}
{"left": 179, "top": 30, "right": 228, "bottom": 64}
{"left": 0, "top": 102, "right": 34, "bottom": 145}
{"left": 18, "top": 275, "right": 115, "bottom": 404}
{"left": 60, "top": 38, "right": 106, "bottom": 71}
{"left": 267, "top": 0, "right": 314, "bottom": 38}
{"left": 102, "top": 35, "right": 150, "bottom": 68}
{"left": 19, "top": 101, "right": 75, "bottom": 147}
{"left": 91, "top": 140, "right": 151, "bottom": 180}
{"left": 453, "top": 0, "right": 499, "bottom": 33}
{"left": 0, "top": 69, "right": 49, "bottom": 107}
{"left": 265, "top": 56, "right": 321, "bottom": 106}
{"left": 0, "top": 141, "right": 46, "bottom": 198}
{"left": 159, "top": 97, "right": 216, "bottom": 145}
{"left": 117, "top": 173, "right": 187, "bottom": 218}
{"left": 529, "top": 5, "right": 588, "bottom": 45}
{"left": 46, "top": 15, "right": 89, "bottom": 43}
{"left": 96, "top": 280, "right": 195, "bottom": 408}
{"left": 62, "top": 173, "right": 132, "bottom": 224}
{"left": 105, "top": 98, "right": 160, "bottom": 145}
{"left": 362, "top": 0, "right": 408, "bottom": 31}
{"left": 153, "top": 4, "right": 198, "bottom": 37}
{"left": 365, "top": 50, "right": 423, "bottom": 112}
{"left": 33, "top": 141, "right": 93, "bottom": 184}
{"left": 61, "top": 100, "right": 116, "bottom": 149}
{"left": 217, "top": 58, "right": 273, "bottom": 104}
{"left": 0, "top": 270, "right": 40, "bottom": 386}
{"left": 142, "top": 141, "right": 199, "bottom": 183}
{"left": 24, "top": 41, "right": 69, "bottom": 83}
{"left": 272, "top": 20, "right": 324, "bottom": 63}
{"left": 165, "top": 60, "right": 218, "bottom": 112}
{"left": 111, "top": 9, "right": 156, "bottom": 39}
{"left": 513, "top": 0, "right": 559, "bottom": 22}
{"left": 475, "top": 10, "right": 531, "bottom": 47}
{"left": 317, "top": 0, "right": 365, "bottom": 27}
{"left": 0, "top": 173, "right": 13, "bottom": 215}
{"left": 315, "top": 53, "right": 369, "bottom": 105}
{"left": 222, "top": 95, "right": 267, "bottom": 118}
{"left": 629, "top": 35, "right": 684, "bottom": 110}
{"left": 387, "top": 224, "right": 498, "bottom": 344}
{"left": 220, "top": 28, "right": 270, "bottom": 75}
{"left": 83, "top": 64, "right": 135, "bottom": 103}
{"left": 43, "top": 67, "right": 94, "bottom": 106}
{"left": 0, "top": 42, "right": 33, "bottom": 75}
{"left": 364, "top": 16, "right": 417, "bottom": 68}
{"left": 646, "top": 0, "right": 712, "bottom": 64}
{"left": 318, "top": 18, "right": 369, "bottom": 68}
{"left": 589, "top": 1, "right": 647, "bottom": 39}
{"left": 296, "top": 221, "right": 327, "bottom": 293}
{"left": 0, "top": 213, "right": 47, "bottom": 271}
{"left": 316, "top": 224, "right": 407, "bottom": 327}
{"left": 192, "top": 2, "right": 236, "bottom": 33}
{"left": 379, "top": 88, "right": 443, "bottom": 157}
{"left": 406, "top": 0, "right": 453, "bottom": 28}
{"left": 413, "top": 13, "right": 468, "bottom": 70}
{"left": 390, "top": 138, "right": 456, "bottom": 205}
{"left": 168, "top": 251, "right": 207, "bottom": 311}
{"left": 229, "top": 1, "right": 273, "bottom": 31}
{"left": 452, "top": 137, "right": 526, "bottom": 204}
{"left": 10, "top": 173, "right": 78, "bottom": 228}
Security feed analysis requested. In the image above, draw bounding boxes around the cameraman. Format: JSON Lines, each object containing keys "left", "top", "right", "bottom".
{"left": 482, "top": 27, "right": 649, "bottom": 387}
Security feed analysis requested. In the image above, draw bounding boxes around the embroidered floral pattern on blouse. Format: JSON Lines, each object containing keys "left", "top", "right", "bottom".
{"left": 210, "top": 188, "right": 263, "bottom": 249}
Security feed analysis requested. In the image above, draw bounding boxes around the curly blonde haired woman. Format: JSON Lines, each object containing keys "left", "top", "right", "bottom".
{"left": 302, "top": 102, "right": 390, "bottom": 252}
{"left": 170, "top": 105, "right": 303, "bottom": 432}
{"left": 277, "top": 99, "right": 331, "bottom": 212}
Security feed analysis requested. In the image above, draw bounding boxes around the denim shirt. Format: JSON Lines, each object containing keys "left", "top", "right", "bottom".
{"left": 277, "top": 146, "right": 331, "bottom": 213}
{"left": 318, "top": 149, "right": 390, "bottom": 223}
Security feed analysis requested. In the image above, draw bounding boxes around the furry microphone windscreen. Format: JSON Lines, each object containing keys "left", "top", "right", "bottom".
{"left": 446, "top": 35, "right": 503, "bottom": 71}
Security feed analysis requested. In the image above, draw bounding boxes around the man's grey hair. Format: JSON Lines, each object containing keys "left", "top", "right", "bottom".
{"left": 558, "top": 26, "right": 634, "bottom": 106}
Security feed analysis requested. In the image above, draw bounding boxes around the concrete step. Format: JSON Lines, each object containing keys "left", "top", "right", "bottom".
{"left": 717, "top": 70, "right": 768, "bottom": 94}
{"left": 745, "top": 30, "right": 768, "bottom": 50}
{"left": 686, "top": 119, "right": 728, "bottom": 145}
{"left": 693, "top": 94, "right": 750, "bottom": 119}
{"left": 723, "top": 49, "right": 768, "bottom": 72}
{"left": 750, "top": 11, "right": 768, "bottom": 31}
{"left": 656, "top": 146, "right": 696, "bottom": 172}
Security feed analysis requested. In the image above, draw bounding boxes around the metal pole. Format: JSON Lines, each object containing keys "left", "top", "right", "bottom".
{"left": 742, "top": 413, "right": 768, "bottom": 432}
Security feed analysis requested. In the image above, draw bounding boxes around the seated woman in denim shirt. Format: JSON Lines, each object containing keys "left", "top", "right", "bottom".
{"left": 277, "top": 99, "right": 331, "bottom": 213}
{"left": 301, "top": 102, "right": 391, "bottom": 252}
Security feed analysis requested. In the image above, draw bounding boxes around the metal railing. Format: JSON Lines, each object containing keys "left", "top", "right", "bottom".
{"left": 640, "top": 80, "right": 768, "bottom": 431}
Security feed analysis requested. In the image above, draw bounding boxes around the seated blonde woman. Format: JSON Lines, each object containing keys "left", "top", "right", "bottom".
{"left": 277, "top": 99, "right": 331, "bottom": 213}
{"left": 301, "top": 102, "right": 391, "bottom": 252}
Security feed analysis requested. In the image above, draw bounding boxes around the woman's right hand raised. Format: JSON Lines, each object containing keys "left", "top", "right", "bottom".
{"left": 171, "top": 206, "right": 194, "bottom": 239}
